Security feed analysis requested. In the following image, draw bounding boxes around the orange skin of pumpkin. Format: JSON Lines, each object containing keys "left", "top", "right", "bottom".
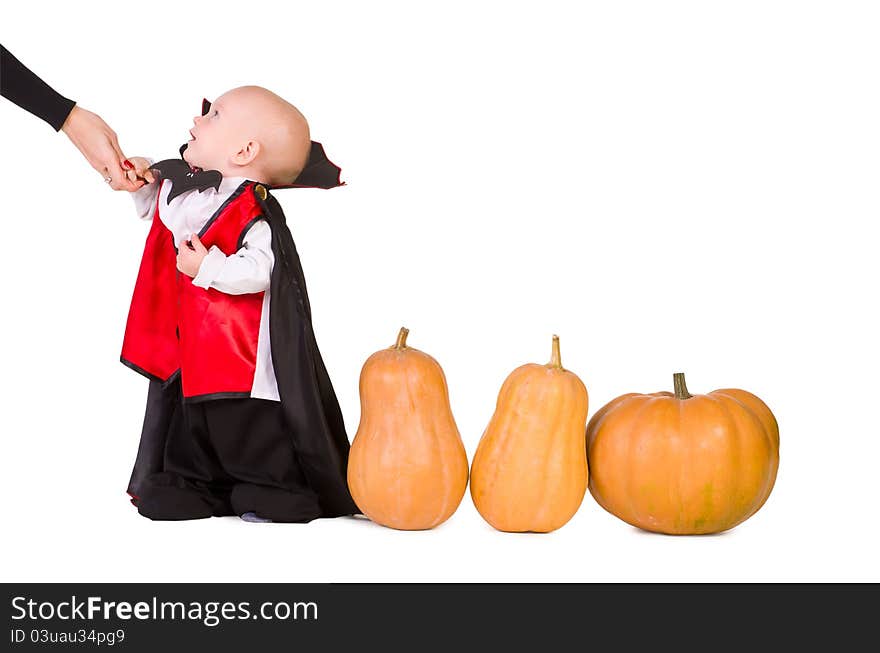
{"left": 347, "top": 329, "right": 469, "bottom": 531}
{"left": 470, "top": 337, "right": 589, "bottom": 533}
{"left": 586, "top": 384, "right": 780, "bottom": 535}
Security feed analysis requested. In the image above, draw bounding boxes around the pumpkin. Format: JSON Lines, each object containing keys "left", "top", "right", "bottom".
{"left": 470, "top": 335, "right": 589, "bottom": 533}
{"left": 586, "top": 372, "right": 779, "bottom": 535}
{"left": 347, "top": 327, "right": 469, "bottom": 530}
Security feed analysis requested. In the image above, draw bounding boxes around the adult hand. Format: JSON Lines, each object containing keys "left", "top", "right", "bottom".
{"left": 123, "top": 156, "right": 156, "bottom": 186}
{"left": 61, "top": 105, "right": 144, "bottom": 191}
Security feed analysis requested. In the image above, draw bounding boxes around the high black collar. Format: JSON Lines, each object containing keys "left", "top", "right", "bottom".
{"left": 168, "top": 140, "right": 345, "bottom": 192}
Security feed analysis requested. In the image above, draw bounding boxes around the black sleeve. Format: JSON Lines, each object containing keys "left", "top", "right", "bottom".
{"left": 1, "top": 44, "right": 76, "bottom": 131}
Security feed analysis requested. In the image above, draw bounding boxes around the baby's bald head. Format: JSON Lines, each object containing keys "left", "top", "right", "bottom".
{"left": 184, "top": 85, "right": 311, "bottom": 186}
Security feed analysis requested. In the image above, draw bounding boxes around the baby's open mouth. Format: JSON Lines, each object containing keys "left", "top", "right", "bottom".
{"left": 189, "top": 130, "right": 196, "bottom": 141}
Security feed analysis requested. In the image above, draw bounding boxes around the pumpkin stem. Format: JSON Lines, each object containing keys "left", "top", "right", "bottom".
{"left": 394, "top": 327, "right": 410, "bottom": 349}
{"left": 673, "top": 372, "right": 692, "bottom": 400}
{"left": 548, "top": 334, "right": 563, "bottom": 369}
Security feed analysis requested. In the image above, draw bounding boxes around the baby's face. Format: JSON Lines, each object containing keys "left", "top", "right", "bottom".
{"left": 183, "top": 90, "right": 252, "bottom": 172}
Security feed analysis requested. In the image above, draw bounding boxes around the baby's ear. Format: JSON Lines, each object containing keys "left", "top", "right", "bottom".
{"left": 232, "top": 140, "right": 261, "bottom": 166}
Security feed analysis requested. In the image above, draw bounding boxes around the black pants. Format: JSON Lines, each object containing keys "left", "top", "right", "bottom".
{"left": 129, "top": 378, "right": 321, "bottom": 523}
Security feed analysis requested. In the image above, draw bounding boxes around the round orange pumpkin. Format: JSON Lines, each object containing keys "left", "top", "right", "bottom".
{"left": 586, "top": 372, "right": 779, "bottom": 535}
{"left": 347, "top": 327, "right": 469, "bottom": 530}
{"left": 470, "top": 335, "right": 589, "bottom": 533}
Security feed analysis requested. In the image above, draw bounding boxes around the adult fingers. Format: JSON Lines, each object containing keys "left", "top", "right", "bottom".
{"left": 103, "top": 132, "right": 141, "bottom": 191}
{"left": 124, "top": 168, "right": 147, "bottom": 189}
{"left": 110, "top": 177, "right": 142, "bottom": 192}
{"left": 103, "top": 126, "right": 130, "bottom": 172}
{"left": 106, "top": 159, "right": 142, "bottom": 191}
{"left": 133, "top": 161, "right": 156, "bottom": 184}
{"left": 110, "top": 175, "right": 142, "bottom": 191}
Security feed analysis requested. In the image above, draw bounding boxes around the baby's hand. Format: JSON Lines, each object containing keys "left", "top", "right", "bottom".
{"left": 123, "top": 156, "right": 156, "bottom": 188}
{"left": 177, "top": 233, "right": 209, "bottom": 278}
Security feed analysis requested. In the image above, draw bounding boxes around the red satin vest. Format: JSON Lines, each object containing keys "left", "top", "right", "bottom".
{"left": 121, "top": 181, "right": 266, "bottom": 400}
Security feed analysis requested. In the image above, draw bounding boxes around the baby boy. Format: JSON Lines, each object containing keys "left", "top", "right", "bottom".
{"left": 122, "top": 86, "right": 358, "bottom": 523}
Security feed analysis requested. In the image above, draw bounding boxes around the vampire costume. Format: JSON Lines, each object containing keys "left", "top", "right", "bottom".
{"left": 124, "top": 136, "right": 359, "bottom": 522}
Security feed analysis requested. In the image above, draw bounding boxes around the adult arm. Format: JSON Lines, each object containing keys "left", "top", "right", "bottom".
{"left": 1, "top": 44, "right": 75, "bottom": 130}
{"left": 0, "top": 44, "right": 141, "bottom": 190}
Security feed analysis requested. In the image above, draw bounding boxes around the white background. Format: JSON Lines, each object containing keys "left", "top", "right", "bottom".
{"left": 1, "top": 1, "right": 878, "bottom": 582}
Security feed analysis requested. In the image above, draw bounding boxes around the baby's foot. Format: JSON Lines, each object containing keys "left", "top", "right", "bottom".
{"left": 240, "top": 511, "right": 273, "bottom": 523}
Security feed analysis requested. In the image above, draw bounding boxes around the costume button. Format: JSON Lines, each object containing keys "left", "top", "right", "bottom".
{"left": 254, "top": 184, "right": 267, "bottom": 201}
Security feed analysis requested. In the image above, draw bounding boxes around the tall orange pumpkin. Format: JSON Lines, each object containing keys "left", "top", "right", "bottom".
{"left": 347, "top": 327, "right": 469, "bottom": 530}
{"left": 470, "top": 335, "right": 589, "bottom": 533}
{"left": 586, "top": 372, "right": 779, "bottom": 535}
